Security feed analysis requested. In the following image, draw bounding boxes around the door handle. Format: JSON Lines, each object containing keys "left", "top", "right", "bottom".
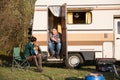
{"left": 116, "top": 38, "right": 120, "bottom": 39}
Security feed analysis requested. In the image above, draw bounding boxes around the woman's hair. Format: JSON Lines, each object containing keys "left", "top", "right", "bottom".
{"left": 30, "top": 36, "right": 37, "bottom": 42}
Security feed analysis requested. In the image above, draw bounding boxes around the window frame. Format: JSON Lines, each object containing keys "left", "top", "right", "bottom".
{"left": 67, "top": 8, "right": 92, "bottom": 25}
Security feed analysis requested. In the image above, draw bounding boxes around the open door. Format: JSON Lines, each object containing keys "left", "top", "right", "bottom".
{"left": 61, "top": 3, "right": 67, "bottom": 58}
{"left": 47, "top": 4, "right": 67, "bottom": 59}
{"left": 114, "top": 19, "right": 120, "bottom": 60}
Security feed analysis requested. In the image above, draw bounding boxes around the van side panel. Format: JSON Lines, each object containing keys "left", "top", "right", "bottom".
{"left": 32, "top": 6, "right": 48, "bottom": 51}
{"left": 33, "top": 6, "right": 47, "bottom": 30}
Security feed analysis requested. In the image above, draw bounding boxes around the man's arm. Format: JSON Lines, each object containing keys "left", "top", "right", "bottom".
{"left": 50, "top": 33, "right": 57, "bottom": 42}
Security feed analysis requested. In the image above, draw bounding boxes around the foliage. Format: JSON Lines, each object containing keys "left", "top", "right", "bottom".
{"left": 0, "top": 0, "right": 36, "bottom": 57}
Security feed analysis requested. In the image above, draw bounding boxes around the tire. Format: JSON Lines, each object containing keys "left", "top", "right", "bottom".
{"left": 65, "top": 53, "right": 83, "bottom": 68}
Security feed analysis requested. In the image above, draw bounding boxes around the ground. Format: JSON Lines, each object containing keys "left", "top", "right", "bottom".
{"left": 0, "top": 62, "right": 119, "bottom": 80}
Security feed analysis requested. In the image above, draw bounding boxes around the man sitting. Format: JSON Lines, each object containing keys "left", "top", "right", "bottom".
{"left": 24, "top": 36, "right": 43, "bottom": 72}
{"left": 48, "top": 28, "right": 62, "bottom": 59}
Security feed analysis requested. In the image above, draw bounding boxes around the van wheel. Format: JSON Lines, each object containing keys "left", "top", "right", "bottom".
{"left": 65, "top": 53, "right": 83, "bottom": 68}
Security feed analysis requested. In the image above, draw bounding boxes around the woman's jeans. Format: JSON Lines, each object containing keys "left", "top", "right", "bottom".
{"left": 48, "top": 42, "right": 61, "bottom": 56}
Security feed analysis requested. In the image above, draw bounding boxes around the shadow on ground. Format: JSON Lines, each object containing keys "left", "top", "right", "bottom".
{"left": 0, "top": 55, "right": 12, "bottom": 67}
{"left": 42, "top": 74, "right": 54, "bottom": 80}
{"left": 65, "top": 77, "right": 84, "bottom": 80}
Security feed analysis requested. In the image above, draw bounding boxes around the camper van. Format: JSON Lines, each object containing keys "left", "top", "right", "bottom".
{"left": 32, "top": 0, "right": 120, "bottom": 68}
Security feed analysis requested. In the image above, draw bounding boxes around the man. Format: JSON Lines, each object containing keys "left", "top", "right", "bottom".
{"left": 48, "top": 28, "right": 62, "bottom": 58}
{"left": 24, "top": 36, "right": 43, "bottom": 72}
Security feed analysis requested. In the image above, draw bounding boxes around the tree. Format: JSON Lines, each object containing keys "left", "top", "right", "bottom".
{"left": 0, "top": 0, "right": 36, "bottom": 57}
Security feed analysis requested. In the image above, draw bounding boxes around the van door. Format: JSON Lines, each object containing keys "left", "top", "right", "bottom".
{"left": 61, "top": 4, "right": 67, "bottom": 58}
{"left": 114, "top": 19, "right": 120, "bottom": 60}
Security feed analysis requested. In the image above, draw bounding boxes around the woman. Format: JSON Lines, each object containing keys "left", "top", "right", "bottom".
{"left": 24, "top": 36, "right": 43, "bottom": 72}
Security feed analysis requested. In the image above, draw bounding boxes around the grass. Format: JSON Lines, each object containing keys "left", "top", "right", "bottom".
{"left": 0, "top": 66, "right": 85, "bottom": 80}
{"left": 0, "top": 62, "right": 118, "bottom": 80}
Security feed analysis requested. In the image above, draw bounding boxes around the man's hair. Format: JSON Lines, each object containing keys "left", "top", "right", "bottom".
{"left": 52, "top": 27, "right": 57, "bottom": 30}
{"left": 52, "top": 28, "right": 58, "bottom": 33}
{"left": 30, "top": 36, "right": 37, "bottom": 42}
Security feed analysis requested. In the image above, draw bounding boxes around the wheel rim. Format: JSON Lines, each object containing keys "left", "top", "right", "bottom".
{"left": 68, "top": 56, "right": 80, "bottom": 67}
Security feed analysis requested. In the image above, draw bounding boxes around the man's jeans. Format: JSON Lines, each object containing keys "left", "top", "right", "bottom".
{"left": 48, "top": 42, "right": 61, "bottom": 56}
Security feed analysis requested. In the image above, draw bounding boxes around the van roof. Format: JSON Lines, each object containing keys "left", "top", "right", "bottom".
{"left": 35, "top": 0, "right": 120, "bottom": 6}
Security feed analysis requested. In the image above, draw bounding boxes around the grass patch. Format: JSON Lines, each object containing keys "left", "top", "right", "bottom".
{"left": 0, "top": 66, "right": 86, "bottom": 80}
{"left": 0, "top": 64, "right": 118, "bottom": 80}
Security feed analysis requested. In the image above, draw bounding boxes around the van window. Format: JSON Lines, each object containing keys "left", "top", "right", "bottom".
{"left": 118, "top": 22, "right": 120, "bottom": 34}
{"left": 67, "top": 11, "right": 92, "bottom": 24}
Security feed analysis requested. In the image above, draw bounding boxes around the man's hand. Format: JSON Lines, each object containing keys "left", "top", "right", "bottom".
{"left": 57, "top": 38, "right": 60, "bottom": 42}
{"left": 34, "top": 46, "right": 38, "bottom": 50}
{"left": 51, "top": 37, "right": 57, "bottom": 42}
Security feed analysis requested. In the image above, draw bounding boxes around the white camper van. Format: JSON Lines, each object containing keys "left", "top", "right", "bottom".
{"left": 32, "top": 0, "right": 120, "bottom": 68}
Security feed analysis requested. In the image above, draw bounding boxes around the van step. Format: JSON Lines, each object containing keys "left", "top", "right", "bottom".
{"left": 47, "top": 58, "right": 63, "bottom": 62}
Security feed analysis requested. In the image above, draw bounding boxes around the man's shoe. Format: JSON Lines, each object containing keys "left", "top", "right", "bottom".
{"left": 38, "top": 69, "right": 43, "bottom": 72}
{"left": 56, "top": 55, "right": 60, "bottom": 59}
{"left": 34, "top": 68, "right": 43, "bottom": 72}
